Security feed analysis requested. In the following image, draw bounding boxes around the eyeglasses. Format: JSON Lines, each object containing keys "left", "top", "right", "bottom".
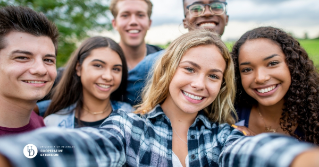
{"left": 186, "top": 2, "right": 227, "bottom": 17}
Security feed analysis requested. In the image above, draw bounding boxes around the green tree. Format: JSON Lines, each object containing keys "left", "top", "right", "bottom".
{"left": 0, "top": 0, "right": 111, "bottom": 67}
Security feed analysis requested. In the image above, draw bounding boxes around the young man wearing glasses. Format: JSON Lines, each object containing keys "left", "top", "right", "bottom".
{"left": 183, "top": 0, "right": 229, "bottom": 36}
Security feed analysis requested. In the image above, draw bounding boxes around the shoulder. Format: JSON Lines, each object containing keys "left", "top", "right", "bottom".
{"left": 235, "top": 106, "right": 251, "bottom": 127}
{"left": 100, "top": 109, "right": 146, "bottom": 136}
{"left": 214, "top": 123, "right": 244, "bottom": 146}
{"left": 44, "top": 105, "right": 75, "bottom": 128}
{"left": 111, "top": 101, "right": 134, "bottom": 113}
{"left": 146, "top": 44, "right": 163, "bottom": 55}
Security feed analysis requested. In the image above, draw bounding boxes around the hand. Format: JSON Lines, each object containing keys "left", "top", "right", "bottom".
{"left": 291, "top": 148, "right": 319, "bottom": 167}
{"left": 231, "top": 125, "right": 257, "bottom": 136}
{"left": 0, "top": 154, "right": 11, "bottom": 167}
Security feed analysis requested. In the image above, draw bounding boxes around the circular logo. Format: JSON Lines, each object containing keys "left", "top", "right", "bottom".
{"left": 23, "top": 144, "right": 38, "bottom": 158}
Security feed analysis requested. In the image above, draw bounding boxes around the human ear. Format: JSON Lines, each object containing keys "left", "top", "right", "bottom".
{"left": 112, "top": 19, "right": 118, "bottom": 30}
{"left": 75, "top": 62, "right": 81, "bottom": 77}
{"left": 183, "top": 19, "right": 189, "bottom": 29}
{"left": 226, "top": 15, "right": 229, "bottom": 26}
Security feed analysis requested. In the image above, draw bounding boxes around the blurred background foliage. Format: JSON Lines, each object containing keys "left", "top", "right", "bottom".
{"left": 0, "top": 0, "right": 111, "bottom": 67}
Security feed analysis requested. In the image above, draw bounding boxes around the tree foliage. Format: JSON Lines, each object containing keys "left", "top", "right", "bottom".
{"left": 0, "top": 0, "right": 111, "bottom": 67}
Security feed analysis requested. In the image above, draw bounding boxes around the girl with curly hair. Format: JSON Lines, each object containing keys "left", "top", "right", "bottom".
{"left": 232, "top": 26, "right": 319, "bottom": 145}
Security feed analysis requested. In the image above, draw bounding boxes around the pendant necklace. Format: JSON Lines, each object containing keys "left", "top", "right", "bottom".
{"left": 257, "top": 109, "right": 280, "bottom": 133}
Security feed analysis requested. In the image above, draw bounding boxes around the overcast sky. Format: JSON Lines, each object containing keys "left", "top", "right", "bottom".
{"left": 103, "top": 0, "right": 319, "bottom": 44}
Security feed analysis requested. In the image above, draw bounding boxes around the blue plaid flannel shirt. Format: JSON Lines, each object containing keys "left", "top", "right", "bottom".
{"left": 0, "top": 105, "right": 313, "bottom": 167}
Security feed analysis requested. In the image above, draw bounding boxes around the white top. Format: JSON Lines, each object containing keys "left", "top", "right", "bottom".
{"left": 172, "top": 151, "right": 189, "bottom": 167}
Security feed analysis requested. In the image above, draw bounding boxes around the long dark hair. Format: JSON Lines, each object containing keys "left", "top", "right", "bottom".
{"left": 232, "top": 26, "right": 319, "bottom": 144}
{"left": 44, "top": 36, "right": 128, "bottom": 119}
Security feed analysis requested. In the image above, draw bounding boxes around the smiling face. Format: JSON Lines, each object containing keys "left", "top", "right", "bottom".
{"left": 112, "top": 0, "right": 152, "bottom": 48}
{"left": 183, "top": 0, "right": 229, "bottom": 35}
{"left": 0, "top": 31, "right": 56, "bottom": 102}
{"left": 164, "top": 44, "right": 225, "bottom": 115}
{"left": 76, "top": 47, "right": 122, "bottom": 102}
{"left": 238, "top": 38, "right": 291, "bottom": 107}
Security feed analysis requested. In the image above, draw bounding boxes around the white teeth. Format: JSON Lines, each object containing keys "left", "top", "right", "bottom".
{"left": 257, "top": 85, "right": 276, "bottom": 93}
{"left": 199, "top": 23, "right": 216, "bottom": 28}
{"left": 183, "top": 91, "right": 203, "bottom": 100}
{"left": 26, "top": 81, "right": 45, "bottom": 84}
{"left": 97, "top": 84, "right": 110, "bottom": 89}
{"left": 128, "top": 30, "right": 139, "bottom": 34}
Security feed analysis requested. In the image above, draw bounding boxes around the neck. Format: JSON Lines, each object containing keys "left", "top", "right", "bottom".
{"left": 79, "top": 94, "right": 112, "bottom": 122}
{"left": 257, "top": 99, "right": 285, "bottom": 124}
{"left": 119, "top": 41, "right": 147, "bottom": 70}
{"left": 161, "top": 96, "right": 197, "bottom": 130}
{"left": 0, "top": 96, "right": 36, "bottom": 128}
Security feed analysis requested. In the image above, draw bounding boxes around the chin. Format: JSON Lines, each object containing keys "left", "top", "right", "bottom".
{"left": 181, "top": 106, "right": 201, "bottom": 114}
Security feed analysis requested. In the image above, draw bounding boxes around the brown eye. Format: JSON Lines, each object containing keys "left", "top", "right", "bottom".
{"left": 241, "top": 68, "right": 252, "bottom": 73}
{"left": 268, "top": 61, "right": 279, "bottom": 67}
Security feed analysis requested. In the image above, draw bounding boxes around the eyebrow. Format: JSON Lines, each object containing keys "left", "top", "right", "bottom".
{"left": 11, "top": 50, "right": 56, "bottom": 57}
{"left": 181, "top": 61, "right": 223, "bottom": 73}
{"left": 190, "top": 0, "right": 223, "bottom": 5}
{"left": 263, "top": 54, "right": 278, "bottom": 61}
{"left": 91, "top": 59, "right": 122, "bottom": 67}
{"left": 91, "top": 59, "right": 106, "bottom": 64}
{"left": 239, "top": 54, "right": 279, "bottom": 66}
{"left": 12, "top": 50, "right": 33, "bottom": 56}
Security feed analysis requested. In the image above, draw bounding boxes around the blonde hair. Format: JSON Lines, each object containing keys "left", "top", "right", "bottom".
{"left": 110, "top": 0, "right": 153, "bottom": 18}
{"left": 135, "top": 29, "right": 237, "bottom": 125}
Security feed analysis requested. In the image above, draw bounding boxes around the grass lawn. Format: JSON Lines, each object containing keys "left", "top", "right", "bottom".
{"left": 299, "top": 39, "right": 319, "bottom": 67}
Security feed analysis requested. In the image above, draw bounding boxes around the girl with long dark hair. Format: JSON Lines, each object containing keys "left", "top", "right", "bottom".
{"left": 44, "top": 36, "right": 132, "bottom": 128}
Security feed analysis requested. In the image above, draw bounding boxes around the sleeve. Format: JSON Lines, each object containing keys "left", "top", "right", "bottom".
{"left": 219, "top": 126, "right": 314, "bottom": 167}
{"left": 0, "top": 118, "right": 127, "bottom": 166}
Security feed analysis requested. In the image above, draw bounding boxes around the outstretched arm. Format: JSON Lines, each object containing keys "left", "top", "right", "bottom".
{"left": 219, "top": 126, "right": 316, "bottom": 167}
{"left": 0, "top": 127, "right": 126, "bottom": 167}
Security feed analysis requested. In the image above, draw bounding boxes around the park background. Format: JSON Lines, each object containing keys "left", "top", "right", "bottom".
{"left": 1, "top": 0, "right": 318, "bottom": 67}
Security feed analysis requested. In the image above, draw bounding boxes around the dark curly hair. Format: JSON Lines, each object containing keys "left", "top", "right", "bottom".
{"left": 232, "top": 26, "right": 319, "bottom": 145}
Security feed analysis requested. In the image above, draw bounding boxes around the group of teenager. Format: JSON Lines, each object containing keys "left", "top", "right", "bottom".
{"left": 0, "top": 0, "right": 318, "bottom": 166}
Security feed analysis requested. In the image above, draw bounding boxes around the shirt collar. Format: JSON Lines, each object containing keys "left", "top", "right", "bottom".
{"left": 145, "top": 104, "right": 213, "bottom": 129}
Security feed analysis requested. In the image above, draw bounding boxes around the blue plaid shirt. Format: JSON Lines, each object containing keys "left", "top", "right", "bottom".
{"left": 0, "top": 105, "right": 313, "bottom": 167}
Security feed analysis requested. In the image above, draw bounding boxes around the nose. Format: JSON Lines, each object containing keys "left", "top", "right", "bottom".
{"left": 129, "top": 15, "right": 138, "bottom": 26}
{"left": 190, "top": 74, "right": 205, "bottom": 91}
{"left": 255, "top": 68, "right": 270, "bottom": 84}
{"left": 202, "top": 5, "right": 214, "bottom": 17}
{"left": 102, "top": 69, "right": 113, "bottom": 81}
{"left": 29, "top": 58, "right": 48, "bottom": 76}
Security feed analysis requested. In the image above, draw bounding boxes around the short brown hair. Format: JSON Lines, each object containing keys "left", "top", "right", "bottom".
{"left": 0, "top": 6, "right": 59, "bottom": 54}
{"left": 110, "top": 0, "right": 153, "bottom": 18}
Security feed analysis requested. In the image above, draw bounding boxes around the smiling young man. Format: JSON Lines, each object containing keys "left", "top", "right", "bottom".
{"left": 183, "top": 0, "right": 229, "bottom": 35}
{"left": 110, "top": 0, "right": 162, "bottom": 105}
{"left": 0, "top": 6, "right": 58, "bottom": 136}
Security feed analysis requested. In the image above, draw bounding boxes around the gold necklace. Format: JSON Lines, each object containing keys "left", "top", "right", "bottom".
{"left": 257, "top": 109, "right": 280, "bottom": 133}
{"left": 83, "top": 103, "right": 111, "bottom": 115}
